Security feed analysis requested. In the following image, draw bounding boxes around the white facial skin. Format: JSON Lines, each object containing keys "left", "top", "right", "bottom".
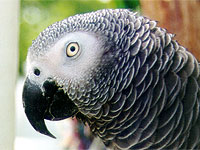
{"left": 26, "top": 31, "right": 105, "bottom": 88}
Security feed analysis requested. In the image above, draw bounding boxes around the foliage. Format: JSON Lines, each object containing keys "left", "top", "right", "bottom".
{"left": 19, "top": 0, "right": 140, "bottom": 75}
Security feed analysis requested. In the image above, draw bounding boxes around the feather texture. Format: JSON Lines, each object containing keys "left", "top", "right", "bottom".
{"left": 27, "top": 9, "right": 200, "bottom": 149}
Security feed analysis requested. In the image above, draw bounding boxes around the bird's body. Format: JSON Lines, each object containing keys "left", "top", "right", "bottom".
{"left": 22, "top": 9, "right": 200, "bottom": 149}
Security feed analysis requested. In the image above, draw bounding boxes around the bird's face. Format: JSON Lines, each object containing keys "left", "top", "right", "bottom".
{"left": 23, "top": 30, "right": 113, "bottom": 137}
{"left": 23, "top": 9, "right": 135, "bottom": 138}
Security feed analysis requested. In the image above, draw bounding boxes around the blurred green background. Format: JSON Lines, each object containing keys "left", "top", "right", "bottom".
{"left": 19, "top": 0, "right": 140, "bottom": 75}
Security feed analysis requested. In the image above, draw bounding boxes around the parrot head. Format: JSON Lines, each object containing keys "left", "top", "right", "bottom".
{"left": 22, "top": 9, "right": 132, "bottom": 138}
{"left": 22, "top": 8, "right": 200, "bottom": 150}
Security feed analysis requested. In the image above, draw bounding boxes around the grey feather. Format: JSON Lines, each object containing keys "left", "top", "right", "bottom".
{"left": 25, "top": 9, "right": 200, "bottom": 150}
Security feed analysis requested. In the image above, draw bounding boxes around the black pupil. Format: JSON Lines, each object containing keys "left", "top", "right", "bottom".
{"left": 34, "top": 68, "right": 40, "bottom": 76}
{"left": 70, "top": 46, "right": 76, "bottom": 52}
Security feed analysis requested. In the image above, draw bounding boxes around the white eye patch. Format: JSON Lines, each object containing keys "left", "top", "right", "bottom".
{"left": 27, "top": 31, "right": 105, "bottom": 85}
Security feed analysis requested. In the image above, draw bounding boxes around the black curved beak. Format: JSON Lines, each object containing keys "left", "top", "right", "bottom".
{"left": 22, "top": 78, "right": 78, "bottom": 138}
{"left": 22, "top": 78, "right": 55, "bottom": 138}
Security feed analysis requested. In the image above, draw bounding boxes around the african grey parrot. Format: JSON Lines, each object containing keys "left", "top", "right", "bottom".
{"left": 22, "top": 9, "right": 200, "bottom": 149}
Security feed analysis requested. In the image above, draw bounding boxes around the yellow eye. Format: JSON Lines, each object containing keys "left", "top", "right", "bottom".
{"left": 66, "top": 42, "right": 79, "bottom": 57}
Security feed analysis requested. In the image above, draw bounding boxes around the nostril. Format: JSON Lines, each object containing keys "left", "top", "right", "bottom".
{"left": 34, "top": 68, "right": 40, "bottom": 76}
